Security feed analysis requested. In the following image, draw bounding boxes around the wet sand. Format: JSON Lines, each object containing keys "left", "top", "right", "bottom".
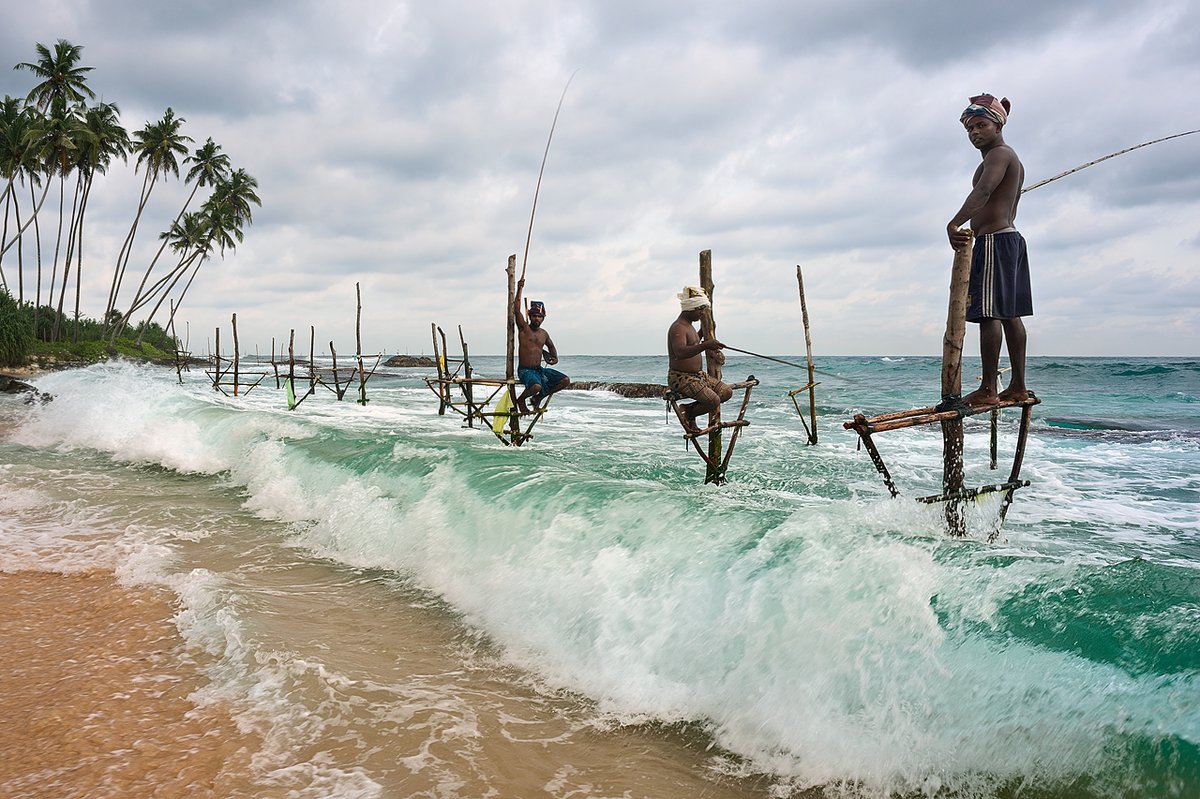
{"left": 0, "top": 571, "right": 261, "bottom": 799}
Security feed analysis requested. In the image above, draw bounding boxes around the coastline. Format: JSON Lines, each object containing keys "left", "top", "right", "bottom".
{"left": 0, "top": 570, "right": 262, "bottom": 798}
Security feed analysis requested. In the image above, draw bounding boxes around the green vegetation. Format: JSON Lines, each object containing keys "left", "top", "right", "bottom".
{"left": 1, "top": 287, "right": 175, "bottom": 368}
{"left": 1, "top": 38, "right": 260, "bottom": 357}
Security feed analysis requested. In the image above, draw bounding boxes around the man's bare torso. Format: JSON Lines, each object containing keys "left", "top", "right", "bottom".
{"left": 971, "top": 144, "right": 1025, "bottom": 234}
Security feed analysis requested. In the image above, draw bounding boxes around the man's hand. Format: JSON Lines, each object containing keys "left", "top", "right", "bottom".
{"left": 947, "top": 224, "right": 973, "bottom": 251}
{"left": 704, "top": 338, "right": 724, "bottom": 351}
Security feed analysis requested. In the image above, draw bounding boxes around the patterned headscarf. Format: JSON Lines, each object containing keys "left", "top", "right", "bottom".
{"left": 677, "top": 286, "right": 710, "bottom": 311}
{"left": 960, "top": 93, "right": 1010, "bottom": 126}
{"left": 528, "top": 301, "right": 545, "bottom": 315}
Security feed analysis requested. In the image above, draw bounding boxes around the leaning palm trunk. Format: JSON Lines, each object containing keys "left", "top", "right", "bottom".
{"left": 134, "top": 253, "right": 202, "bottom": 347}
{"left": 72, "top": 173, "right": 96, "bottom": 342}
{"left": 52, "top": 176, "right": 85, "bottom": 342}
{"left": 0, "top": 176, "right": 52, "bottom": 259}
{"left": 105, "top": 167, "right": 157, "bottom": 333}
{"left": 117, "top": 181, "right": 203, "bottom": 344}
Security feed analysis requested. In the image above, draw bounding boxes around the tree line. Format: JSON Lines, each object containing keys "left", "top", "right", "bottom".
{"left": 0, "top": 38, "right": 260, "bottom": 365}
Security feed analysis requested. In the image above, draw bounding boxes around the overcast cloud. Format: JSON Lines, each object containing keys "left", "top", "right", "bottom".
{"left": 2, "top": 0, "right": 1197, "bottom": 358}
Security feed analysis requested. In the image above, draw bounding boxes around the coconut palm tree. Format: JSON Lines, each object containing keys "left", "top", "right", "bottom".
{"left": 21, "top": 102, "right": 89, "bottom": 340}
{"left": 117, "top": 137, "right": 229, "bottom": 341}
{"left": 25, "top": 102, "right": 90, "bottom": 341}
{"left": 14, "top": 39, "right": 95, "bottom": 115}
{"left": 134, "top": 168, "right": 260, "bottom": 347}
{"left": 61, "top": 101, "right": 128, "bottom": 340}
{"left": 104, "top": 107, "right": 192, "bottom": 334}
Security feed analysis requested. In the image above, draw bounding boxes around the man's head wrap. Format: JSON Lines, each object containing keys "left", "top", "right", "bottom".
{"left": 678, "top": 286, "right": 711, "bottom": 311}
{"left": 528, "top": 300, "right": 545, "bottom": 315}
{"left": 960, "top": 93, "right": 1010, "bottom": 126}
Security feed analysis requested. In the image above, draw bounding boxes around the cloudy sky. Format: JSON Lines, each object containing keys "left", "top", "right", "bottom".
{"left": 2, "top": 1, "right": 1197, "bottom": 359}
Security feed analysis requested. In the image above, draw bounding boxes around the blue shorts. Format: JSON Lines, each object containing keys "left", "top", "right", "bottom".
{"left": 518, "top": 366, "right": 567, "bottom": 399}
{"left": 967, "top": 231, "right": 1033, "bottom": 322}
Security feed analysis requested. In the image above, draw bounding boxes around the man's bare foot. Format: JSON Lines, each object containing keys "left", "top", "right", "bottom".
{"left": 516, "top": 401, "right": 529, "bottom": 414}
{"left": 997, "top": 387, "right": 1031, "bottom": 403}
{"left": 683, "top": 416, "right": 702, "bottom": 435}
{"left": 963, "top": 388, "right": 1000, "bottom": 409}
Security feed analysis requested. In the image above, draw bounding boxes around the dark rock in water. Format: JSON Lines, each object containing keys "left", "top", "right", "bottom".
{"left": 567, "top": 381, "right": 667, "bottom": 399}
{"left": 0, "top": 374, "right": 52, "bottom": 404}
{"left": 385, "top": 355, "right": 436, "bottom": 368}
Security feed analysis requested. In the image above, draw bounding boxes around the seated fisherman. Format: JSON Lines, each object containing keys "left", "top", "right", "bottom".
{"left": 667, "top": 286, "right": 732, "bottom": 434}
{"left": 513, "top": 277, "right": 570, "bottom": 413}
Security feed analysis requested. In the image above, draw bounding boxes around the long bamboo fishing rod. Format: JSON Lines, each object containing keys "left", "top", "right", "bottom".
{"left": 1023, "top": 129, "right": 1199, "bottom": 193}
{"left": 519, "top": 70, "right": 578, "bottom": 283}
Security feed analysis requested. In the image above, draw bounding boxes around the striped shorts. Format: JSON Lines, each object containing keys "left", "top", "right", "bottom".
{"left": 966, "top": 230, "right": 1033, "bottom": 322}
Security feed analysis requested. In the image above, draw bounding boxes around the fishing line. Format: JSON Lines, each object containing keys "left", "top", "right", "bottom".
{"left": 722, "top": 345, "right": 855, "bottom": 382}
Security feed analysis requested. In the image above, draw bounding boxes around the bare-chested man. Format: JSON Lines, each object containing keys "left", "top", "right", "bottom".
{"left": 513, "top": 277, "right": 569, "bottom": 413}
{"left": 667, "top": 286, "right": 732, "bottom": 434}
{"left": 947, "top": 93, "right": 1033, "bottom": 408}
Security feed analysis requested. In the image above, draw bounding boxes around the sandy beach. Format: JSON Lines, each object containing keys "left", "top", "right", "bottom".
{"left": 0, "top": 571, "right": 260, "bottom": 799}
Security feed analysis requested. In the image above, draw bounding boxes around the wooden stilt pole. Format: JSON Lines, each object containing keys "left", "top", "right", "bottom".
{"left": 942, "top": 235, "right": 974, "bottom": 536}
{"left": 356, "top": 282, "right": 368, "bottom": 405}
{"left": 459, "top": 325, "right": 474, "bottom": 428}
{"left": 231, "top": 314, "right": 240, "bottom": 396}
{"left": 699, "top": 250, "right": 725, "bottom": 485}
{"left": 505, "top": 255, "right": 521, "bottom": 442}
{"left": 796, "top": 264, "right": 818, "bottom": 445}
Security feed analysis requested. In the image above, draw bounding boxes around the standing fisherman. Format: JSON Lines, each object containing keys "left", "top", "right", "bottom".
{"left": 947, "top": 93, "right": 1033, "bottom": 408}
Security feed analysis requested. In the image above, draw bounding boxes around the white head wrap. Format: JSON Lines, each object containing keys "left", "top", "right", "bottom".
{"left": 677, "top": 286, "right": 710, "bottom": 311}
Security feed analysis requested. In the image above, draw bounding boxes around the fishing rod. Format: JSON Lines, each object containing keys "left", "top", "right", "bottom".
{"left": 1022, "top": 129, "right": 1199, "bottom": 193}
{"left": 519, "top": 70, "right": 578, "bottom": 283}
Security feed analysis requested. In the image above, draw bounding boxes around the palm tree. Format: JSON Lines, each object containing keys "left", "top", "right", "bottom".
{"left": 0, "top": 105, "right": 53, "bottom": 271}
{"left": 62, "top": 101, "right": 128, "bottom": 340}
{"left": 134, "top": 168, "right": 260, "bottom": 347}
{"left": 25, "top": 102, "right": 90, "bottom": 341}
{"left": 14, "top": 39, "right": 95, "bottom": 114}
{"left": 0, "top": 96, "right": 24, "bottom": 292}
{"left": 117, "top": 137, "right": 228, "bottom": 341}
{"left": 104, "top": 107, "right": 192, "bottom": 335}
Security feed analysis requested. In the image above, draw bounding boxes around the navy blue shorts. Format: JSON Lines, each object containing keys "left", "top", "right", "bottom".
{"left": 967, "top": 231, "right": 1032, "bottom": 322}
{"left": 518, "top": 366, "right": 567, "bottom": 399}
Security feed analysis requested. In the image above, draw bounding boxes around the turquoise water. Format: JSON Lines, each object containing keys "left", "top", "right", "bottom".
{"left": 1, "top": 355, "right": 1197, "bottom": 798}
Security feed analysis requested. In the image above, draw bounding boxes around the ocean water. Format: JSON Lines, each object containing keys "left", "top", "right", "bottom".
{"left": 1, "top": 355, "right": 1197, "bottom": 798}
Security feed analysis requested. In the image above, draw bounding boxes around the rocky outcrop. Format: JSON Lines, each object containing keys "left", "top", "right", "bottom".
{"left": 566, "top": 381, "right": 667, "bottom": 399}
{"left": 384, "top": 355, "right": 436, "bottom": 368}
{"left": 0, "top": 374, "right": 52, "bottom": 403}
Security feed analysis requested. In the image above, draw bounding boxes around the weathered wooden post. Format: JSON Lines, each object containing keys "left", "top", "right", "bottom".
{"left": 699, "top": 250, "right": 725, "bottom": 485}
{"left": 459, "top": 325, "right": 474, "bottom": 428}
{"left": 796, "top": 264, "right": 818, "bottom": 445}
{"left": 505, "top": 254, "right": 521, "bottom": 441}
{"left": 231, "top": 314, "right": 240, "bottom": 396}
{"left": 355, "top": 282, "right": 369, "bottom": 405}
{"left": 942, "top": 234, "right": 974, "bottom": 536}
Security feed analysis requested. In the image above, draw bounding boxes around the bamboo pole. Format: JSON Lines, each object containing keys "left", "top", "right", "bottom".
{"left": 356, "top": 282, "right": 368, "bottom": 405}
{"left": 232, "top": 313, "right": 240, "bottom": 397}
{"left": 459, "top": 325, "right": 474, "bottom": 428}
{"left": 505, "top": 255, "right": 520, "bottom": 441}
{"left": 699, "top": 250, "right": 725, "bottom": 484}
{"left": 942, "top": 235, "right": 974, "bottom": 536}
{"left": 796, "top": 264, "right": 818, "bottom": 445}
{"left": 213, "top": 326, "right": 221, "bottom": 391}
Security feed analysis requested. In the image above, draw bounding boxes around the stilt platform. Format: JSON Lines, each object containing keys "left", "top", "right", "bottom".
{"left": 844, "top": 392, "right": 1041, "bottom": 540}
